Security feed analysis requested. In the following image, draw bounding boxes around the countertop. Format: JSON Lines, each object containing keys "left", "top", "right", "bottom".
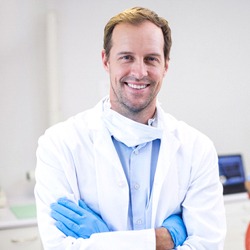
{"left": 0, "top": 198, "right": 37, "bottom": 229}
{"left": 223, "top": 192, "right": 249, "bottom": 203}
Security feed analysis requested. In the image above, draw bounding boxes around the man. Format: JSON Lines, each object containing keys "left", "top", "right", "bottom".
{"left": 35, "top": 7, "right": 226, "bottom": 249}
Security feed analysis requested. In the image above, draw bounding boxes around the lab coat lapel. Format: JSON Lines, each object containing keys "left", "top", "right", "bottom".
{"left": 151, "top": 129, "right": 181, "bottom": 227}
{"left": 93, "top": 127, "right": 129, "bottom": 230}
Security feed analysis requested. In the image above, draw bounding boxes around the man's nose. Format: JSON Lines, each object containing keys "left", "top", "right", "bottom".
{"left": 130, "top": 60, "right": 148, "bottom": 79}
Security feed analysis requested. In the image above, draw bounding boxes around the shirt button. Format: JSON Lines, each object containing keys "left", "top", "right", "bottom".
{"left": 136, "top": 219, "right": 143, "bottom": 225}
{"left": 134, "top": 149, "right": 139, "bottom": 155}
{"left": 134, "top": 183, "right": 140, "bottom": 190}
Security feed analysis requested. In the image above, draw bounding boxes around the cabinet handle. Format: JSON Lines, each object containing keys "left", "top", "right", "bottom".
{"left": 11, "top": 236, "right": 38, "bottom": 243}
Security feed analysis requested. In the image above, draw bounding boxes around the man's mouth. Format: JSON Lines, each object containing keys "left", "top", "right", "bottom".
{"left": 126, "top": 83, "right": 147, "bottom": 89}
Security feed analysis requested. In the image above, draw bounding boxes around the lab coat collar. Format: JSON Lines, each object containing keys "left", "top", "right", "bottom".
{"left": 93, "top": 125, "right": 130, "bottom": 230}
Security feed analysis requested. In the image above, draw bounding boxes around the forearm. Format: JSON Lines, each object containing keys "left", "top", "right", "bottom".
{"left": 155, "top": 227, "right": 174, "bottom": 250}
{"left": 39, "top": 228, "right": 156, "bottom": 250}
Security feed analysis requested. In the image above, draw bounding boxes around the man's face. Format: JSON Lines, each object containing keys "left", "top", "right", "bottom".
{"left": 102, "top": 21, "right": 168, "bottom": 121}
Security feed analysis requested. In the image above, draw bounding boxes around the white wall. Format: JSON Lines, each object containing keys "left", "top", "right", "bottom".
{"left": 0, "top": 0, "right": 47, "bottom": 199}
{"left": 1, "top": 0, "right": 250, "bottom": 199}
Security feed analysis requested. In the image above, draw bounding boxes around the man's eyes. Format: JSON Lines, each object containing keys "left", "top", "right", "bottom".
{"left": 119, "top": 55, "right": 159, "bottom": 64}
{"left": 121, "top": 55, "right": 133, "bottom": 61}
{"left": 145, "top": 56, "right": 158, "bottom": 62}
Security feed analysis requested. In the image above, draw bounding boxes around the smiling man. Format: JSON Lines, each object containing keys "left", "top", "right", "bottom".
{"left": 35, "top": 7, "right": 226, "bottom": 250}
{"left": 103, "top": 20, "right": 167, "bottom": 123}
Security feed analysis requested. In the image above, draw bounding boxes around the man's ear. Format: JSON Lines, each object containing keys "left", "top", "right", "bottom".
{"left": 163, "top": 60, "right": 169, "bottom": 76}
{"left": 102, "top": 49, "right": 109, "bottom": 72}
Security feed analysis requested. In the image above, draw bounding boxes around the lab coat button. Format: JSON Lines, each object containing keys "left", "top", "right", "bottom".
{"left": 134, "top": 183, "right": 140, "bottom": 190}
{"left": 118, "top": 181, "right": 126, "bottom": 187}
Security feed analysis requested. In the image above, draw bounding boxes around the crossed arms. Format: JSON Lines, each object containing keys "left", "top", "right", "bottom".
{"left": 50, "top": 197, "right": 187, "bottom": 250}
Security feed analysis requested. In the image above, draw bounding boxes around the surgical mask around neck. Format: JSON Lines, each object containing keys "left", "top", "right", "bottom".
{"left": 102, "top": 107, "right": 162, "bottom": 147}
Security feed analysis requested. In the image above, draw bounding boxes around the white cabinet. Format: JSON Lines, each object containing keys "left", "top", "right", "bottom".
{"left": 0, "top": 226, "right": 43, "bottom": 250}
{"left": 224, "top": 193, "right": 250, "bottom": 250}
{"left": 0, "top": 204, "right": 43, "bottom": 250}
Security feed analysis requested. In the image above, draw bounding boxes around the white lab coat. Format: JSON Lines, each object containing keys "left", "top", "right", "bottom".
{"left": 34, "top": 98, "right": 226, "bottom": 250}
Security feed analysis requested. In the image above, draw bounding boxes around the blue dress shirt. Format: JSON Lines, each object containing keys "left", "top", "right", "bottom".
{"left": 112, "top": 137, "right": 161, "bottom": 230}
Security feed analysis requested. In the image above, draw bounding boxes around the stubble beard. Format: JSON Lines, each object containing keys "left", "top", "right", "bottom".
{"left": 110, "top": 78, "right": 157, "bottom": 118}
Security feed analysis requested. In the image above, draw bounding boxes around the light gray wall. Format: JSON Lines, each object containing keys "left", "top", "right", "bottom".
{"left": 0, "top": 0, "right": 48, "bottom": 198}
{"left": 1, "top": 0, "right": 250, "bottom": 199}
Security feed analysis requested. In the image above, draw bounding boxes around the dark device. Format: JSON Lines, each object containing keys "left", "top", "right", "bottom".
{"left": 218, "top": 154, "right": 246, "bottom": 195}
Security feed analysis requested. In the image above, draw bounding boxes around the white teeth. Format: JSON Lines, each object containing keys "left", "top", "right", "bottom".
{"left": 127, "top": 83, "right": 147, "bottom": 89}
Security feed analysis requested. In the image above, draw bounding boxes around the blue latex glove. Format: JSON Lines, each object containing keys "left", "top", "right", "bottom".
{"left": 50, "top": 197, "right": 109, "bottom": 238}
{"left": 162, "top": 214, "right": 187, "bottom": 247}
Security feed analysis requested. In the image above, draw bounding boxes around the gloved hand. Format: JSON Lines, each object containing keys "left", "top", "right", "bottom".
{"left": 162, "top": 214, "right": 187, "bottom": 247}
{"left": 50, "top": 197, "right": 109, "bottom": 238}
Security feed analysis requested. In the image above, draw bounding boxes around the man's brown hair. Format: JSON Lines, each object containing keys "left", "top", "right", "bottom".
{"left": 103, "top": 7, "right": 172, "bottom": 61}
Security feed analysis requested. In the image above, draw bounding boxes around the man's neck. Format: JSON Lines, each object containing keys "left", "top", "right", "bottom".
{"left": 109, "top": 100, "right": 157, "bottom": 125}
